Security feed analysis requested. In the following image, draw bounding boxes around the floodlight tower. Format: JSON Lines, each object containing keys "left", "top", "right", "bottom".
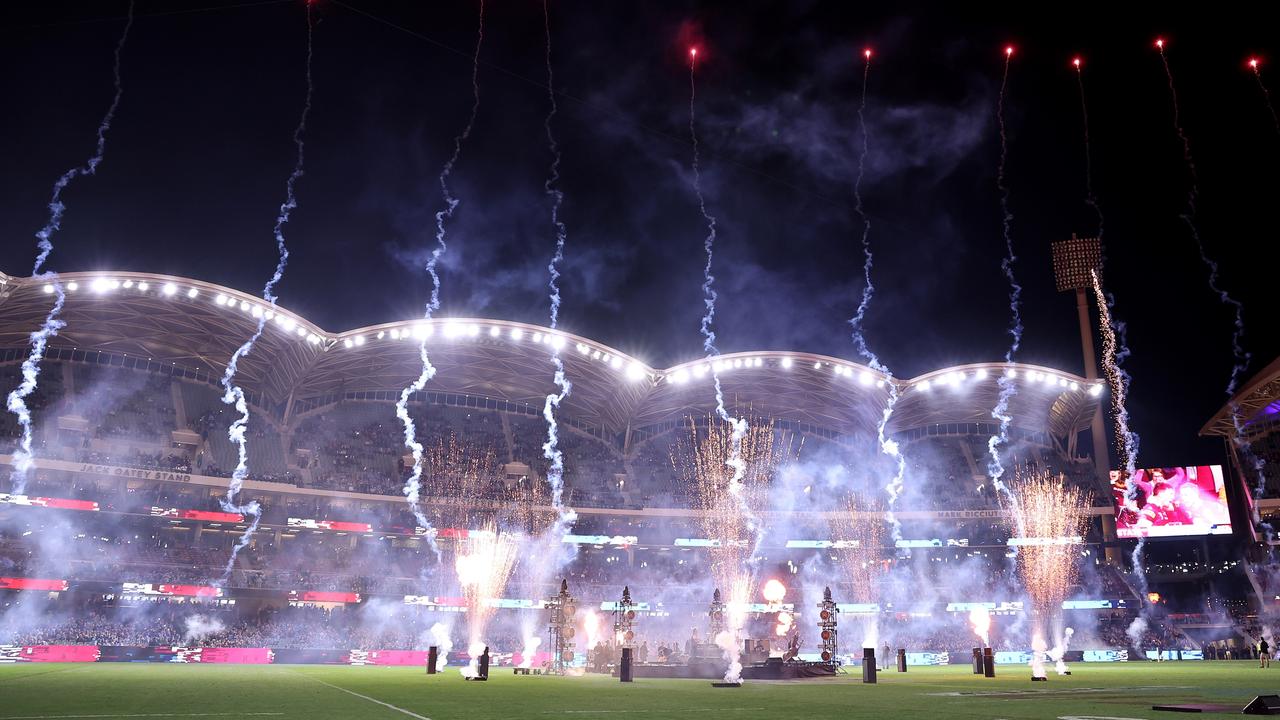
{"left": 1050, "top": 235, "right": 1119, "bottom": 559}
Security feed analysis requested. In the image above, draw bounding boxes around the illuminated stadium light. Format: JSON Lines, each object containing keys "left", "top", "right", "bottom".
{"left": 1089, "top": 383, "right": 1104, "bottom": 397}
{"left": 550, "top": 335, "right": 565, "bottom": 350}
{"left": 533, "top": 332, "right": 544, "bottom": 343}
{"left": 238, "top": 300, "right": 250, "bottom": 312}
{"left": 1070, "top": 381, "right": 1079, "bottom": 391}
{"left": 753, "top": 357, "right": 762, "bottom": 368}
{"left": 511, "top": 328, "right": 524, "bottom": 341}
{"left": 610, "top": 357, "right": 623, "bottom": 370}
{"left": 90, "top": 278, "right": 114, "bottom": 293}
{"left": 353, "top": 335, "right": 365, "bottom": 346}
{"left": 468, "top": 324, "right": 480, "bottom": 337}
{"left": 264, "top": 310, "right": 275, "bottom": 320}
{"left": 376, "top": 331, "right": 385, "bottom": 340}
{"left": 918, "top": 379, "right": 932, "bottom": 392}
{"left": 672, "top": 368, "right": 690, "bottom": 384}
{"left": 307, "top": 334, "right": 321, "bottom": 344}
{"left": 694, "top": 364, "right": 709, "bottom": 377}
{"left": 488, "top": 325, "right": 499, "bottom": 338}
{"left": 577, "top": 343, "right": 589, "bottom": 354}
{"left": 42, "top": 284, "right": 54, "bottom": 294}
{"left": 282, "top": 317, "right": 297, "bottom": 332}
{"left": 859, "top": 371, "right": 873, "bottom": 386}
{"left": 122, "top": 280, "right": 134, "bottom": 289}
{"left": 412, "top": 323, "right": 430, "bottom": 340}
{"left": 215, "top": 294, "right": 227, "bottom": 305}
{"left": 626, "top": 362, "right": 646, "bottom": 382}
{"left": 390, "top": 328, "right": 400, "bottom": 340}
{"left": 443, "top": 321, "right": 462, "bottom": 339}
{"left": 732, "top": 358, "right": 743, "bottom": 369}
{"left": 162, "top": 283, "right": 177, "bottom": 296}
{"left": 1005, "top": 368, "right": 1017, "bottom": 379}
{"left": 343, "top": 339, "right": 353, "bottom": 349}
{"left": 295, "top": 327, "right": 306, "bottom": 337}
{"left": 1057, "top": 376, "right": 1067, "bottom": 387}
{"left": 780, "top": 357, "right": 792, "bottom": 369}
{"left": 813, "top": 361, "right": 821, "bottom": 369}
{"left": 135, "top": 281, "right": 147, "bottom": 291}
{"left": 975, "top": 368, "right": 988, "bottom": 380}
{"left": 713, "top": 360, "right": 726, "bottom": 373}
{"left": 251, "top": 306, "right": 264, "bottom": 319}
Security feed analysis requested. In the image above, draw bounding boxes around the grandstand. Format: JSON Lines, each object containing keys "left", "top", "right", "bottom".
{"left": 0, "top": 269, "right": 1246, "bottom": 660}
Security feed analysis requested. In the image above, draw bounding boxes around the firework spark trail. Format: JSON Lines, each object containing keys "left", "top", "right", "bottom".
{"left": 396, "top": 1, "right": 485, "bottom": 553}
{"left": 688, "top": 50, "right": 751, "bottom": 508}
{"left": 842, "top": 50, "right": 906, "bottom": 539}
{"left": 1251, "top": 60, "right": 1280, "bottom": 136}
{"left": 455, "top": 527, "right": 519, "bottom": 678}
{"left": 986, "top": 48, "right": 1025, "bottom": 532}
{"left": 1074, "top": 59, "right": 1104, "bottom": 241}
{"left": 539, "top": 0, "right": 573, "bottom": 528}
{"left": 6, "top": 2, "right": 135, "bottom": 495}
{"left": 217, "top": 3, "right": 314, "bottom": 582}
{"left": 1157, "top": 41, "right": 1262, "bottom": 505}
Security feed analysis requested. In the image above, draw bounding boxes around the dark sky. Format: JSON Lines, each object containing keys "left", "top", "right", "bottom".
{"left": 1, "top": 1, "right": 1277, "bottom": 466}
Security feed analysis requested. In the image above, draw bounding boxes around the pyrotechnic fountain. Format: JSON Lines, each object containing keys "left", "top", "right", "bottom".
{"left": 455, "top": 525, "right": 520, "bottom": 678}
{"left": 1005, "top": 470, "right": 1088, "bottom": 679}
{"left": 968, "top": 606, "right": 992, "bottom": 648}
{"left": 829, "top": 494, "right": 886, "bottom": 648}
{"left": 673, "top": 415, "right": 791, "bottom": 683}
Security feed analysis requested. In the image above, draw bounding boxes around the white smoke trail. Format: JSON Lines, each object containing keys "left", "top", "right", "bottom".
{"left": 986, "top": 51, "right": 1024, "bottom": 533}
{"left": 1157, "top": 46, "right": 1263, "bottom": 509}
{"left": 844, "top": 52, "right": 906, "bottom": 541}
{"left": 689, "top": 50, "right": 751, "bottom": 684}
{"left": 396, "top": 1, "right": 485, "bottom": 554}
{"left": 7, "top": 1, "right": 135, "bottom": 495}
{"left": 218, "top": 3, "right": 314, "bottom": 581}
{"left": 540, "top": 0, "right": 574, "bottom": 528}
{"left": 520, "top": 635, "right": 542, "bottom": 670}
{"left": 429, "top": 622, "right": 453, "bottom": 672}
{"left": 1050, "top": 626, "right": 1074, "bottom": 675}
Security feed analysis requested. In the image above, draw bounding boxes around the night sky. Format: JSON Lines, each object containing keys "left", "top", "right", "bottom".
{"left": 2, "top": 1, "right": 1277, "bottom": 466}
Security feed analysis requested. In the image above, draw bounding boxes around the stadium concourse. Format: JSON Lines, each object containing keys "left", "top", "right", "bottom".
{"left": 0, "top": 270, "right": 1253, "bottom": 665}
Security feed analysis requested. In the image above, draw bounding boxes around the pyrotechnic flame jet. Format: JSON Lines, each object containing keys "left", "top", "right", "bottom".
{"left": 539, "top": 0, "right": 575, "bottom": 532}
{"left": 396, "top": 1, "right": 486, "bottom": 557}
{"left": 217, "top": 2, "right": 315, "bottom": 582}
{"left": 7, "top": 2, "right": 135, "bottom": 495}
{"left": 985, "top": 45, "right": 1026, "bottom": 535}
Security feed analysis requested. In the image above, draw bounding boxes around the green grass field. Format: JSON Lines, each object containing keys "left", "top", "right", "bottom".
{"left": 3, "top": 662, "right": 1278, "bottom": 720}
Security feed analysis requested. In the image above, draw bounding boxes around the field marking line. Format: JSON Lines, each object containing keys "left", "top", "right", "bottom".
{"left": 290, "top": 673, "right": 431, "bottom": 720}
{"left": 2, "top": 714, "right": 285, "bottom": 719}
{"left": 547, "top": 710, "right": 767, "bottom": 715}
{"left": 2, "top": 707, "right": 286, "bottom": 712}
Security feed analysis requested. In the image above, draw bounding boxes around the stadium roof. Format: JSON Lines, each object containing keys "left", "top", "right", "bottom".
{"left": 0, "top": 270, "right": 1103, "bottom": 441}
{"left": 1201, "top": 353, "right": 1280, "bottom": 438}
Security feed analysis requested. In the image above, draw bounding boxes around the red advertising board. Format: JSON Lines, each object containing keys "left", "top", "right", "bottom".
{"left": 0, "top": 577, "right": 69, "bottom": 592}
{"left": 14, "top": 645, "right": 101, "bottom": 662}
{"left": 122, "top": 582, "right": 223, "bottom": 597}
{"left": 290, "top": 590, "right": 361, "bottom": 604}
{"left": 150, "top": 507, "right": 243, "bottom": 523}
{"left": 287, "top": 518, "right": 373, "bottom": 533}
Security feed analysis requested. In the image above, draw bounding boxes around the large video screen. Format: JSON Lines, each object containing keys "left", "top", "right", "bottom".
{"left": 1111, "top": 465, "right": 1231, "bottom": 538}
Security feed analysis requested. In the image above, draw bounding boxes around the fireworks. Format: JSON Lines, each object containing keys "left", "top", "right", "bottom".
{"left": 1005, "top": 469, "right": 1088, "bottom": 677}
{"left": 454, "top": 523, "right": 519, "bottom": 677}
{"left": 968, "top": 607, "right": 992, "bottom": 647}
{"left": 829, "top": 494, "right": 886, "bottom": 646}
{"left": 422, "top": 432, "right": 501, "bottom": 529}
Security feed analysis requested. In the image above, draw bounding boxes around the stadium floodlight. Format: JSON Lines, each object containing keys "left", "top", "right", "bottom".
{"left": 1089, "top": 383, "right": 1104, "bottom": 397}
{"left": 975, "top": 368, "right": 988, "bottom": 380}
{"left": 135, "top": 281, "right": 147, "bottom": 291}
{"left": 354, "top": 335, "right": 365, "bottom": 346}
{"left": 42, "top": 284, "right": 54, "bottom": 294}
{"left": 443, "top": 321, "right": 461, "bottom": 339}
{"left": 672, "top": 369, "right": 690, "bottom": 384}
{"left": 577, "top": 343, "right": 589, "bottom": 354}
{"left": 343, "top": 339, "right": 353, "bottom": 349}
{"left": 732, "top": 358, "right": 743, "bottom": 369}
{"left": 390, "top": 328, "right": 400, "bottom": 340}
{"left": 1005, "top": 368, "right": 1017, "bottom": 379}
{"left": 251, "top": 306, "right": 264, "bottom": 319}
{"left": 282, "top": 317, "right": 297, "bottom": 331}
{"left": 1051, "top": 233, "right": 1110, "bottom": 477}
{"left": 162, "top": 283, "right": 177, "bottom": 296}
{"left": 626, "top": 362, "right": 646, "bottom": 382}
{"left": 533, "top": 332, "right": 544, "bottom": 343}
{"left": 215, "top": 294, "right": 227, "bottom": 305}
{"left": 859, "top": 371, "right": 873, "bottom": 386}
{"left": 780, "top": 357, "right": 792, "bottom": 369}
{"left": 295, "top": 327, "right": 306, "bottom": 337}
{"left": 511, "top": 328, "right": 524, "bottom": 341}
{"left": 610, "top": 357, "right": 622, "bottom": 370}
{"left": 377, "top": 330, "right": 385, "bottom": 340}
{"left": 813, "top": 362, "right": 821, "bottom": 370}
{"left": 753, "top": 357, "right": 762, "bottom": 367}
{"left": 468, "top": 324, "right": 480, "bottom": 337}
{"left": 1070, "top": 381, "right": 1079, "bottom": 391}
{"left": 186, "top": 288, "right": 198, "bottom": 299}
{"left": 488, "top": 326, "right": 499, "bottom": 338}
{"left": 918, "top": 380, "right": 932, "bottom": 392}
{"left": 66, "top": 281, "right": 79, "bottom": 291}
{"left": 122, "top": 280, "right": 134, "bottom": 289}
